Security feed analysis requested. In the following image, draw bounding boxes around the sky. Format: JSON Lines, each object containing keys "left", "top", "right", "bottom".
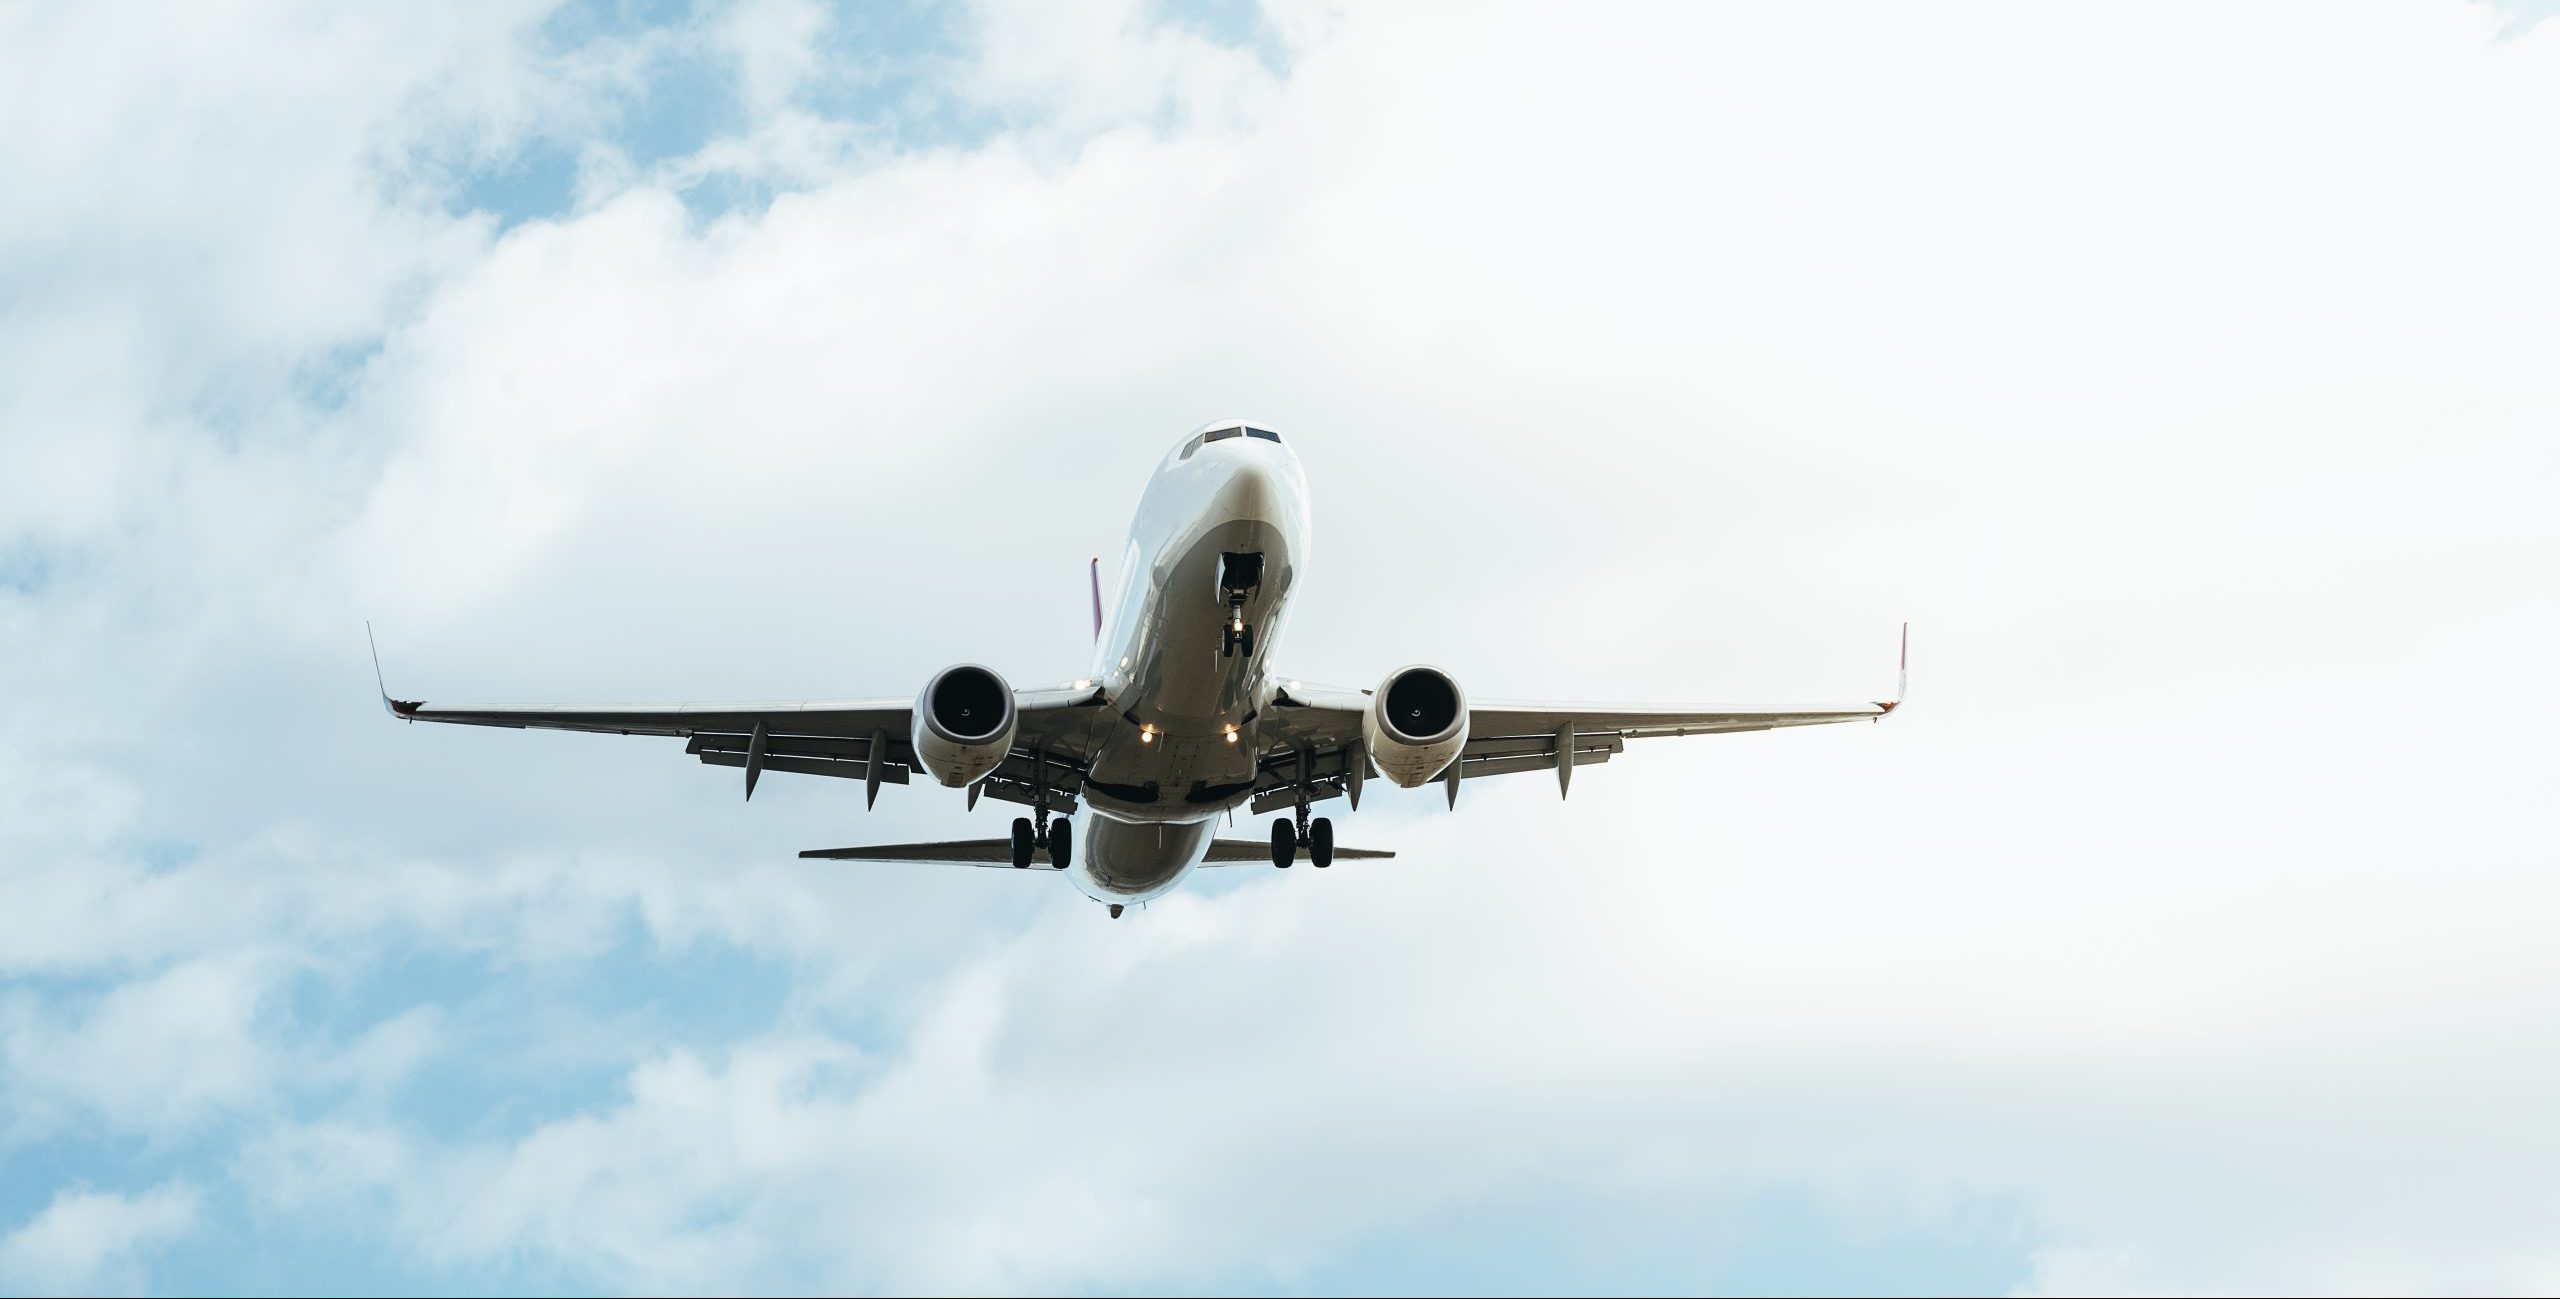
{"left": 2, "top": 0, "right": 2557, "bottom": 1294}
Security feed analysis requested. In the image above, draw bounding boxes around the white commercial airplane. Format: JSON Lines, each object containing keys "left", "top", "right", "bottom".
{"left": 378, "top": 421, "right": 1902, "bottom": 918}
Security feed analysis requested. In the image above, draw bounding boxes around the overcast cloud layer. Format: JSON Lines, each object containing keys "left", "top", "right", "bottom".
{"left": 3, "top": 1, "right": 2558, "bottom": 1294}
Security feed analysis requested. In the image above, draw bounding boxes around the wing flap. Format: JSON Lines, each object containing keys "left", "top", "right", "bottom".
{"left": 697, "top": 751, "right": 911, "bottom": 785}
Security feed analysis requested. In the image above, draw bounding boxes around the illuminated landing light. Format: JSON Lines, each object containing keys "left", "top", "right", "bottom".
{"left": 1232, "top": 616, "right": 1244, "bottom": 632}
{"left": 1139, "top": 728, "right": 1155, "bottom": 744}
{"left": 1223, "top": 727, "right": 1239, "bottom": 744}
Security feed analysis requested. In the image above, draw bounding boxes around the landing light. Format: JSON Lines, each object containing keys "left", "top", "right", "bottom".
{"left": 1139, "top": 727, "right": 1155, "bottom": 745}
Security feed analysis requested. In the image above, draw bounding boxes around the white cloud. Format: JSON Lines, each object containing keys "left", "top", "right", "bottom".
{"left": 0, "top": 1183, "right": 201, "bottom": 1296}
{"left": 4, "top": 0, "right": 2559, "bottom": 1293}
{"left": 1, "top": 953, "right": 287, "bottom": 1140}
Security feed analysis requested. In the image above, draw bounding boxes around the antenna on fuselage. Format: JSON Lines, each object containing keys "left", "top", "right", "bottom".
{"left": 1089, "top": 557, "right": 1103, "bottom": 643}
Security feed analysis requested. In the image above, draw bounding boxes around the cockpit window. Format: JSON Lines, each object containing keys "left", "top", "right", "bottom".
{"left": 1246, "top": 427, "right": 1281, "bottom": 443}
{"left": 1178, "top": 435, "right": 1204, "bottom": 460}
{"left": 1203, "top": 426, "right": 1244, "bottom": 444}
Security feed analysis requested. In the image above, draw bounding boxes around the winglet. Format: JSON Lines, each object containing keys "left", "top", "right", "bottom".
{"left": 1089, "top": 557, "right": 1104, "bottom": 643}
{"left": 1878, "top": 621, "right": 1908, "bottom": 716}
{"left": 367, "top": 622, "right": 422, "bottom": 720}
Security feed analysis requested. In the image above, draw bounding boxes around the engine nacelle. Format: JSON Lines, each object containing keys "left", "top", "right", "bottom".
{"left": 1364, "top": 665, "right": 1468, "bottom": 787}
{"left": 911, "top": 663, "right": 1018, "bottom": 788}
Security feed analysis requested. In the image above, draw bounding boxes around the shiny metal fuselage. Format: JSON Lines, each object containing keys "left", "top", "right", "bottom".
{"left": 1068, "top": 427, "right": 1309, "bottom": 905}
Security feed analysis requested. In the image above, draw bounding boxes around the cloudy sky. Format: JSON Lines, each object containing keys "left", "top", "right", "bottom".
{"left": 4, "top": 0, "right": 2558, "bottom": 1293}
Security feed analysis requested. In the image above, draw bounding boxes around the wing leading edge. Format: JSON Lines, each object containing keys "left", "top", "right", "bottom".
{"left": 1256, "top": 624, "right": 1905, "bottom": 806}
{"left": 368, "top": 626, "right": 1109, "bottom": 812}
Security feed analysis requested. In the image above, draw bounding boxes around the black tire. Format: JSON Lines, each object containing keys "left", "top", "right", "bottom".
{"left": 1010, "top": 817, "right": 1034, "bottom": 869}
{"left": 1310, "top": 816, "right": 1334, "bottom": 868}
{"left": 1270, "top": 817, "right": 1296, "bottom": 869}
{"left": 1238, "top": 627, "right": 1255, "bottom": 658}
{"left": 1048, "top": 816, "right": 1074, "bottom": 870}
{"left": 1221, "top": 625, "right": 1237, "bottom": 658}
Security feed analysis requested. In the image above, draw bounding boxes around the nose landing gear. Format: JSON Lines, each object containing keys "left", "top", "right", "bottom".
{"left": 1222, "top": 600, "right": 1255, "bottom": 659}
{"left": 1218, "top": 551, "right": 1263, "bottom": 658}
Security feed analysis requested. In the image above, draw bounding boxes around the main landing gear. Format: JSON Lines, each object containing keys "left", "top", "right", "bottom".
{"left": 1269, "top": 806, "right": 1334, "bottom": 869}
{"left": 1009, "top": 814, "right": 1073, "bottom": 870}
{"left": 1009, "top": 752, "right": 1073, "bottom": 870}
{"left": 1269, "top": 742, "right": 1332, "bottom": 869}
{"left": 1219, "top": 551, "right": 1263, "bottom": 659}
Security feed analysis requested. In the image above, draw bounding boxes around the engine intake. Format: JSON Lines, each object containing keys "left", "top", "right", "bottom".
{"left": 912, "top": 664, "right": 1018, "bottom": 787}
{"left": 1365, "top": 665, "right": 1468, "bottom": 787}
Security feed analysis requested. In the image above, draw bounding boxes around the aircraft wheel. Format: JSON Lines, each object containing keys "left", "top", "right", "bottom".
{"left": 1010, "top": 817, "right": 1034, "bottom": 869}
{"left": 1238, "top": 627, "right": 1255, "bottom": 658}
{"left": 1310, "top": 816, "right": 1334, "bottom": 868}
{"left": 1270, "top": 817, "right": 1296, "bottom": 868}
{"left": 1048, "top": 816, "right": 1074, "bottom": 870}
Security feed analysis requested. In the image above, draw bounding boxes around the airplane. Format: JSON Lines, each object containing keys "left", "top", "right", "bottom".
{"left": 375, "top": 420, "right": 1903, "bottom": 918}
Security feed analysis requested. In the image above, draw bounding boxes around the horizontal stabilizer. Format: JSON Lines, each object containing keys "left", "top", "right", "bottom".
{"left": 1202, "top": 840, "right": 1393, "bottom": 863}
{"left": 801, "top": 839, "right": 1022, "bottom": 864}
{"left": 798, "top": 839, "right": 1395, "bottom": 866}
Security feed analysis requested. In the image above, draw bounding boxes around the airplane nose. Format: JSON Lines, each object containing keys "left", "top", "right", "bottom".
{"left": 1215, "top": 454, "right": 1283, "bottom": 520}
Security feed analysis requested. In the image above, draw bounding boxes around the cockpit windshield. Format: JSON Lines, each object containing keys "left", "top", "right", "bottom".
{"left": 1178, "top": 424, "right": 1279, "bottom": 460}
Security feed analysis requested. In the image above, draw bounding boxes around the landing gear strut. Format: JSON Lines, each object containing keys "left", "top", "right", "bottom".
{"left": 1222, "top": 602, "right": 1255, "bottom": 659}
{"left": 1024, "top": 751, "right": 1072, "bottom": 870}
{"left": 1271, "top": 760, "right": 1334, "bottom": 869}
{"left": 1219, "top": 551, "right": 1263, "bottom": 658}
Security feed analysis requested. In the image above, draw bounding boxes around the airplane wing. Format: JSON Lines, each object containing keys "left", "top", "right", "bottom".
{"left": 1253, "top": 626, "right": 1904, "bottom": 809}
{"left": 797, "top": 839, "right": 1393, "bottom": 866}
{"left": 372, "top": 631, "right": 1113, "bottom": 812}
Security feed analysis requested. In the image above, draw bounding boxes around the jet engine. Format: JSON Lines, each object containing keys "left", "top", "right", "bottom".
{"left": 1364, "top": 665, "right": 1468, "bottom": 787}
{"left": 911, "top": 663, "right": 1018, "bottom": 788}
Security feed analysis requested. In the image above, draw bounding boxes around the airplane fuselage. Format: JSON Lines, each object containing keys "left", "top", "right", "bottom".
{"left": 1068, "top": 423, "right": 1309, "bottom": 905}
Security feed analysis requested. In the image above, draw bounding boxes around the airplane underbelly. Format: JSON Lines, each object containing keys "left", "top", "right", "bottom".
{"left": 1083, "top": 519, "right": 1292, "bottom": 814}
{"left": 1071, "top": 813, "right": 1215, "bottom": 903}
{"left": 1146, "top": 517, "right": 1292, "bottom": 720}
